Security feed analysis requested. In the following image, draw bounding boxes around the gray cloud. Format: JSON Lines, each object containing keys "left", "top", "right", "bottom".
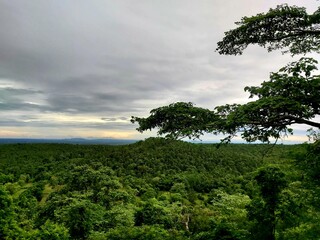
{"left": 0, "top": 116, "right": 132, "bottom": 130}
{"left": 0, "top": 87, "right": 46, "bottom": 110}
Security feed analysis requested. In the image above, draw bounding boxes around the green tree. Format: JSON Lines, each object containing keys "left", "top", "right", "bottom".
{"left": 135, "top": 198, "right": 172, "bottom": 228}
{"left": 216, "top": 4, "right": 320, "bottom": 55}
{"left": 35, "top": 220, "right": 70, "bottom": 240}
{"left": 298, "top": 139, "right": 320, "bottom": 182}
{"left": 104, "top": 204, "right": 135, "bottom": 228}
{"left": 132, "top": 102, "right": 219, "bottom": 140}
{"left": 209, "top": 190, "right": 251, "bottom": 236}
{"left": 0, "top": 186, "right": 23, "bottom": 239}
{"left": 92, "top": 225, "right": 173, "bottom": 240}
{"left": 0, "top": 173, "right": 14, "bottom": 185}
{"left": 247, "top": 167, "right": 287, "bottom": 240}
{"left": 64, "top": 199, "right": 105, "bottom": 240}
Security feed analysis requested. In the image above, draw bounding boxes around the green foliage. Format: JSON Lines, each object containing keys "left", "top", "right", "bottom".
{"left": 210, "top": 190, "right": 250, "bottom": 222}
{"left": 35, "top": 220, "right": 70, "bottom": 240}
{"left": 131, "top": 102, "right": 219, "bottom": 140}
{"left": 277, "top": 188, "right": 305, "bottom": 232}
{"left": 135, "top": 198, "right": 173, "bottom": 228}
{"left": 297, "top": 140, "right": 320, "bottom": 182}
{"left": 255, "top": 166, "right": 287, "bottom": 204}
{"left": 193, "top": 221, "right": 247, "bottom": 240}
{"left": 0, "top": 173, "right": 14, "bottom": 184}
{"left": 0, "top": 140, "right": 318, "bottom": 239}
{"left": 91, "top": 225, "right": 173, "bottom": 240}
{"left": 216, "top": 4, "right": 320, "bottom": 55}
{"left": 247, "top": 167, "right": 287, "bottom": 240}
{"left": 29, "top": 181, "right": 46, "bottom": 201}
{"left": 0, "top": 186, "right": 23, "bottom": 239}
{"left": 65, "top": 164, "right": 114, "bottom": 192}
{"left": 104, "top": 204, "right": 136, "bottom": 228}
{"left": 214, "top": 4, "right": 320, "bottom": 236}
{"left": 64, "top": 199, "right": 104, "bottom": 239}
{"left": 230, "top": 58, "right": 320, "bottom": 142}
{"left": 16, "top": 190, "right": 38, "bottom": 229}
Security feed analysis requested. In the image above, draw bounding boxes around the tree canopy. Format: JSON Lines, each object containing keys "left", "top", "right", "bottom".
{"left": 131, "top": 102, "right": 219, "bottom": 140}
{"left": 216, "top": 4, "right": 320, "bottom": 55}
{"left": 132, "top": 3, "right": 320, "bottom": 143}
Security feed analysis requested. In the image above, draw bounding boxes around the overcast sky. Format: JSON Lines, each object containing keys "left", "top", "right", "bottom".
{"left": 0, "top": 0, "right": 319, "bottom": 142}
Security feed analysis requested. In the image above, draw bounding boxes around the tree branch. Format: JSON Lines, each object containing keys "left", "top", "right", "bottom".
{"left": 265, "top": 30, "right": 320, "bottom": 42}
{"left": 286, "top": 116, "right": 320, "bottom": 128}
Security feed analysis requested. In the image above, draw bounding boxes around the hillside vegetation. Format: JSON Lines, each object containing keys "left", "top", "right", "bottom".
{"left": 0, "top": 138, "right": 318, "bottom": 239}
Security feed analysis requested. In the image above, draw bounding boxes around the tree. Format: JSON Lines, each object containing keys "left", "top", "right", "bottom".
{"left": 96, "top": 225, "right": 173, "bottom": 240}
{"left": 35, "top": 220, "right": 70, "bottom": 240}
{"left": 64, "top": 199, "right": 105, "bottom": 240}
{"left": 216, "top": 4, "right": 320, "bottom": 56}
{"left": 294, "top": 128, "right": 320, "bottom": 185}
{"left": 132, "top": 58, "right": 320, "bottom": 143}
{"left": 132, "top": 102, "right": 219, "bottom": 140}
{"left": 131, "top": 4, "right": 320, "bottom": 143}
{"left": 247, "top": 167, "right": 287, "bottom": 240}
{"left": 0, "top": 186, "right": 23, "bottom": 239}
{"left": 135, "top": 198, "right": 173, "bottom": 228}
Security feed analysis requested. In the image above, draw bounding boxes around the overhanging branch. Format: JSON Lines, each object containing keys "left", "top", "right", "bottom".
{"left": 288, "top": 116, "right": 320, "bottom": 128}
{"left": 265, "top": 29, "right": 320, "bottom": 42}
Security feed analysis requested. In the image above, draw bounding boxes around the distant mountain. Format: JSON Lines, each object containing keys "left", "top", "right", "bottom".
{"left": 0, "top": 138, "right": 137, "bottom": 145}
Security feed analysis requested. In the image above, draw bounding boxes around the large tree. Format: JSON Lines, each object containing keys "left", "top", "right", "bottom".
{"left": 131, "top": 4, "right": 320, "bottom": 143}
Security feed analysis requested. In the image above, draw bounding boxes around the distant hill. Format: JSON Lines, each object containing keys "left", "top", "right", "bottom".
{"left": 0, "top": 138, "right": 137, "bottom": 145}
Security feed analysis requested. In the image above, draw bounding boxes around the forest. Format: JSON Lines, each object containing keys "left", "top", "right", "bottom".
{"left": 0, "top": 138, "right": 319, "bottom": 239}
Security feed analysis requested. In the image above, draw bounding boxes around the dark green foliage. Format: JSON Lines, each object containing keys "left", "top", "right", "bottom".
{"left": 255, "top": 167, "right": 287, "bottom": 205}
{"left": 193, "top": 222, "right": 246, "bottom": 240}
{"left": 297, "top": 140, "right": 320, "bottom": 182}
{"left": 0, "top": 186, "right": 14, "bottom": 236}
{"left": 247, "top": 167, "right": 287, "bottom": 240}
{"left": 0, "top": 139, "right": 318, "bottom": 239}
{"left": 0, "top": 186, "right": 22, "bottom": 239}
{"left": 65, "top": 199, "right": 105, "bottom": 240}
{"left": 35, "top": 220, "right": 70, "bottom": 240}
{"left": 135, "top": 199, "right": 173, "bottom": 228}
{"left": 28, "top": 181, "right": 46, "bottom": 201}
{"left": 131, "top": 102, "right": 219, "bottom": 140}
{"left": 216, "top": 4, "right": 320, "bottom": 55}
{"left": 94, "top": 225, "right": 173, "bottom": 240}
{"left": 0, "top": 173, "right": 14, "bottom": 184}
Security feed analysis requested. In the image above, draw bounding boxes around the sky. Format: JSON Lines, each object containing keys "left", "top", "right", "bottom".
{"left": 0, "top": 0, "right": 319, "bottom": 143}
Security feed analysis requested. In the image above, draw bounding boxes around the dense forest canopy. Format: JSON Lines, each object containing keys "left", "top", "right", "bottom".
{"left": 0, "top": 140, "right": 318, "bottom": 239}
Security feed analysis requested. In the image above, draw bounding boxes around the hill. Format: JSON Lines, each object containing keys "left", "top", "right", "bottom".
{"left": 0, "top": 138, "right": 318, "bottom": 239}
